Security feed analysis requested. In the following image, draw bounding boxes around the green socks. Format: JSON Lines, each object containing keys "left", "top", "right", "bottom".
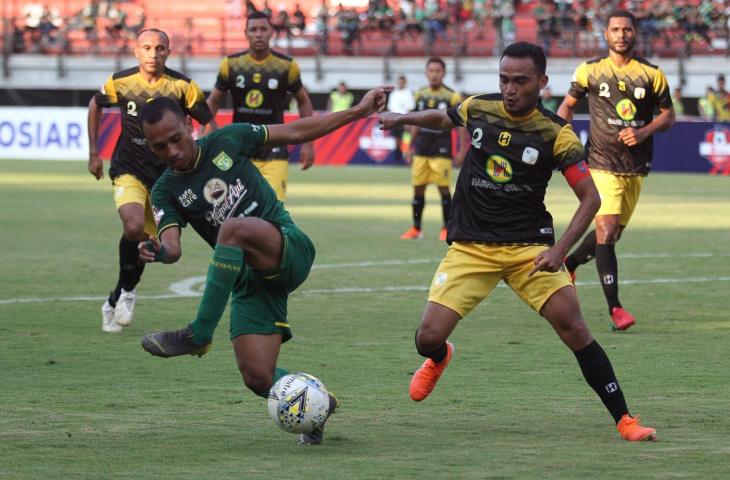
{"left": 255, "top": 368, "right": 289, "bottom": 399}
{"left": 191, "top": 244, "right": 243, "bottom": 345}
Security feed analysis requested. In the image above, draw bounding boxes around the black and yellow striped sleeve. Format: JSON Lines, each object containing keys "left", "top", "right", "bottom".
{"left": 567, "top": 62, "right": 589, "bottom": 100}
{"left": 652, "top": 67, "right": 673, "bottom": 109}
{"left": 287, "top": 59, "right": 303, "bottom": 93}
{"left": 184, "top": 80, "right": 213, "bottom": 125}
{"left": 553, "top": 123, "right": 585, "bottom": 170}
{"left": 95, "top": 75, "right": 118, "bottom": 106}
{"left": 446, "top": 95, "right": 475, "bottom": 127}
{"left": 214, "top": 57, "right": 230, "bottom": 91}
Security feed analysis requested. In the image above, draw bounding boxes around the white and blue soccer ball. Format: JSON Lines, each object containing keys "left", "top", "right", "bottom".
{"left": 267, "top": 373, "right": 330, "bottom": 434}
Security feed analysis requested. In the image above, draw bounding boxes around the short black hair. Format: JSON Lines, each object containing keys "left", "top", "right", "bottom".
{"left": 500, "top": 42, "right": 547, "bottom": 75}
{"left": 426, "top": 57, "right": 446, "bottom": 70}
{"left": 139, "top": 97, "right": 186, "bottom": 127}
{"left": 718, "top": 74, "right": 726, "bottom": 82}
{"left": 247, "top": 10, "right": 271, "bottom": 25}
{"left": 605, "top": 9, "right": 637, "bottom": 29}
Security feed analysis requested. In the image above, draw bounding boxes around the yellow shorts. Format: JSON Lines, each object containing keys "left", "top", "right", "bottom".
{"left": 591, "top": 169, "right": 644, "bottom": 226}
{"left": 428, "top": 242, "right": 573, "bottom": 317}
{"left": 412, "top": 155, "right": 452, "bottom": 187}
{"left": 112, "top": 174, "right": 157, "bottom": 236}
{"left": 252, "top": 159, "right": 289, "bottom": 201}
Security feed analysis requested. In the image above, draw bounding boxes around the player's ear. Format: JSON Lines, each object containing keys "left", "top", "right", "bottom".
{"left": 539, "top": 75, "right": 549, "bottom": 91}
{"left": 185, "top": 116, "right": 194, "bottom": 134}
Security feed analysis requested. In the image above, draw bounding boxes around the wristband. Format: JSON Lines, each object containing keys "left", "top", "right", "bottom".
{"left": 144, "top": 241, "right": 166, "bottom": 262}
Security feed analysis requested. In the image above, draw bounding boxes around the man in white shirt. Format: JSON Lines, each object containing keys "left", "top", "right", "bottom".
{"left": 387, "top": 75, "right": 415, "bottom": 162}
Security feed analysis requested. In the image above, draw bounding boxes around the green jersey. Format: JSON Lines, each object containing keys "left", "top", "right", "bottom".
{"left": 152, "top": 124, "right": 292, "bottom": 247}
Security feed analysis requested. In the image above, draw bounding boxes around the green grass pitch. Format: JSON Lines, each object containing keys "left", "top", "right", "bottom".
{"left": 1, "top": 159, "right": 729, "bottom": 479}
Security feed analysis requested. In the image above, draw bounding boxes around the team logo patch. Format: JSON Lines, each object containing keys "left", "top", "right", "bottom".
{"left": 212, "top": 151, "right": 233, "bottom": 171}
{"left": 114, "top": 186, "right": 124, "bottom": 199}
{"left": 615, "top": 99, "right": 637, "bottom": 121}
{"left": 617, "top": 80, "right": 626, "bottom": 91}
{"left": 253, "top": 72, "right": 262, "bottom": 83}
{"left": 498, "top": 132, "right": 511, "bottom": 147}
{"left": 485, "top": 155, "right": 513, "bottom": 183}
{"left": 634, "top": 87, "right": 646, "bottom": 99}
{"left": 438, "top": 101, "right": 448, "bottom": 110}
{"left": 245, "top": 89, "right": 264, "bottom": 108}
{"left": 203, "top": 178, "right": 228, "bottom": 205}
{"left": 521, "top": 147, "right": 539, "bottom": 165}
{"left": 268, "top": 78, "right": 278, "bottom": 90}
{"left": 434, "top": 272, "right": 448, "bottom": 286}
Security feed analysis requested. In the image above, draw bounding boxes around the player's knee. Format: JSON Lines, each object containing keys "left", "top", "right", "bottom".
{"left": 557, "top": 315, "right": 593, "bottom": 350}
{"left": 121, "top": 219, "right": 146, "bottom": 241}
{"left": 240, "top": 368, "right": 273, "bottom": 396}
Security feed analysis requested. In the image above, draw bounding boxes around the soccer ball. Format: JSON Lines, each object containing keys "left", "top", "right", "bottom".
{"left": 267, "top": 373, "right": 330, "bottom": 434}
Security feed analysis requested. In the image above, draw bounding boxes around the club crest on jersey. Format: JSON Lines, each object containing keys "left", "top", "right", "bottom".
{"left": 498, "top": 132, "right": 511, "bottom": 147}
{"left": 253, "top": 72, "right": 262, "bottom": 83}
{"left": 486, "top": 154, "right": 513, "bottom": 183}
{"left": 203, "top": 178, "right": 228, "bottom": 205}
{"left": 521, "top": 147, "right": 539, "bottom": 165}
{"left": 245, "top": 89, "right": 264, "bottom": 108}
{"left": 634, "top": 87, "right": 646, "bottom": 99}
{"left": 617, "top": 81, "right": 626, "bottom": 91}
{"left": 212, "top": 151, "right": 233, "bottom": 171}
{"left": 615, "top": 99, "right": 637, "bottom": 121}
{"left": 268, "top": 78, "right": 278, "bottom": 90}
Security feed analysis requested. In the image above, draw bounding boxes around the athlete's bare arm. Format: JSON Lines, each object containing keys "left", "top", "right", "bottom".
{"left": 378, "top": 109, "right": 454, "bottom": 131}
{"left": 293, "top": 86, "right": 315, "bottom": 170}
{"left": 617, "top": 106, "right": 675, "bottom": 147}
{"left": 557, "top": 94, "right": 580, "bottom": 122}
{"left": 202, "top": 87, "right": 225, "bottom": 134}
{"left": 138, "top": 227, "right": 182, "bottom": 264}
{"left": 266, "top": 87, "right": 389, "bottom": 147}
{"left": 87, "top": 96, "right": 104, "bottom": 180}
{"left": 529, "top": 175, "right": 600, "bottom": 276}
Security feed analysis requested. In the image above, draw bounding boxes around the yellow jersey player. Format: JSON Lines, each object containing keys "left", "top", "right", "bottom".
{"left": 558, "top": 9, "right": 675, "bottom": 331}
{"left": 87, "top": 29, "right": 213, "bottom": 333}
{"left": 400, "top": 57, "right": 465, "bottom": 242}
{"left": 379, "top": 42, "right": 657, "bottom": 442}
{"left": 205, "top": 11, "right": 315, "bottom": 201}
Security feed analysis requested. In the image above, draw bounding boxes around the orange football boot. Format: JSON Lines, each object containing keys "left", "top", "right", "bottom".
{"left": 611, "top": 307, "right": 635, "bottom": 331}
{"left": 439, "top": 227, "right": 448, "bottom": 241}
{"left": 617, "top": 414, "right": 656, "bottom": 441}
{"left": 400, "top": 227, "right": 424, "bottom": 240}
{"left": 409, "top": 342, "right": 454, "bottom": 401}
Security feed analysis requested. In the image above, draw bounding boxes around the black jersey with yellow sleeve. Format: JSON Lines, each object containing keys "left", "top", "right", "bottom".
{"left": 446, "top": 94, "right": 585, "bottom": 245}
{"left": 95, "top": 67, "right": 212, "bottom": 189}
{"left": 412, "top": 85, "right": 462, "bottom": 157}
{"left": 214, "top": 50, "right": 303, "bottom": 161}
{"left": 568, "top": 55, "right": 672, "bottom": 175}
{"left": 151, "top": 123, "right": 292, "bottom": 248}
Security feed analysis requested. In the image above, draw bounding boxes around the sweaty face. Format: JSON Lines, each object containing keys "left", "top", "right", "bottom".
{"left": 246, "top": 18, "right": 272, "bottom": 54}
{"left": 143, "top": 110, "right": 197, "bottom": 172}
{"left": 134, "top": 31, "right": 170, "bottom": 76}
{"left": 426, "top": 62, "right": 445, "bottom": 89}
{"left": 498, "top": 56, "right": 547, "bottom": 117}
{"left": 605, "top": 16, "right": 636, "bottom": 55}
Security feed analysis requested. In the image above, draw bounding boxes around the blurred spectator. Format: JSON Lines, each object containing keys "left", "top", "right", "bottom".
{"left": 315, "top": 1, "right": 330, "bottom": 54}
{"left": 291, "top": 3, "right": 306, "bottom": 36}
{"left": 336, "top": 4, "right": 360, "bottom": 55}
{"left": 671, "top": 87, "right": 685, "bottom": 116}
{"left": 22, "top": 2, "right": 44, "bottom": 50}
{"left": 328, "top": 81, "right": 354, "bottom": 112}
{"left": 127, "top": 5, "right": 146, "bottom": 36}
{"left": 38, "top": 5, "right": 63, "bottom": 49}
{"left": 261, "top": 0, "right": 273, "bottom": 19}
{"left": 698, "top": 86, "right": 717, "bottom": 120}
{"left": 81, "top": 0, "right": 100, "bottom": 48}
{"left": 534, "top": 0, "right": 559, "bottom": 56}
{"left": 714, "top": 74, "right": 730, "bottom": 120}
{"left": 387, "top": 75, "right": 415, "bottom": 161}
{"left": 541, "top": 87, "right": 559, "bottom": 112}
{"left": 105, "top": 3, "right": 128, "bottom": 42}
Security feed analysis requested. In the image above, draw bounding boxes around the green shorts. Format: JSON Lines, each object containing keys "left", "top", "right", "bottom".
{"left": 228, "top": 222, "right": 315, "bottom": 342}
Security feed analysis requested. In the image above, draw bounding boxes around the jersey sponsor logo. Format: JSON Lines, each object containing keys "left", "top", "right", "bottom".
{"left": 615, "top": 99, "right": 637, "bottom": 121}
{"left": 178, "top": 188, "right": 198, "bottom": 207}
{"left": 521, "top": 147, "right": 539, "bottom": 165}
{"left": 539, "top": 227, "right": 553, "bottom": 234}
{"left": 268, "top": 78, "right": 278, "bottom": 90}
{"left": 203, "top": 178, "right": 228, "bottom": 205}
{"left": 245, "top": 89, "right": 264, "bottom": 108}
{"left": 486, "top": 154, "right": 513, "bottom": 183}
{"left": 438, "top": 101, "right": 448, "bottom": 110}
{"left": 253, "top": 72, "right": 262, "bottom": 83}
{"left": 204, "top": 178, "right": 249, "bottom": 226}
{"left": 212, "top": 151, "right": 233, "bottom": 171}
{"left": 498, "top": 132, "right": 511, "bottom": 147}
{"left": 617, "top": 81, "right": 626, "bottom": 92}
{"left": 634, "top": 87, "right": 646, "bottom": 99}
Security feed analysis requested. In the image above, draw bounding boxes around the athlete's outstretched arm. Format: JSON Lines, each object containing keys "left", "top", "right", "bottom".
{"left": 293, "top": 86, "right": 315, "bottom": 170}
{"left": 529, "top": 170, "right": 600, "bottom": 276}
{"left": 557, "top": 94, "right": 580, "bottom": 122}
{"left": 266, "top": 87, "right": 389, "bottom": 146}
{"left": 87, "top": 96, "right": 104, "bottom": 180}
{"left": 138, "top": 227, "right": 182, "bottom": 264}
{"left": 378, "top": 109, "right": 454, "bottom": 131}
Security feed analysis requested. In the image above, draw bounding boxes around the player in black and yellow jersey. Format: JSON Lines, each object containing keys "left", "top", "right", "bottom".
{"left": 379, "top": 42, "right": 657, "bottom": 442}
{"left": 204, "top": 11, "right": 315, "bottom": 201}
{"left": 87, "top": 28, "right": 213, "bottom": 333}
{"left": 400, "top": 57, "right": 465, "bottom": 242}
{"left": 558, "top": 10, "right": 675, "bottom": 331}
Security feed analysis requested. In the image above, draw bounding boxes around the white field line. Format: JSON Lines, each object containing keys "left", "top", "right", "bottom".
{"left": 0, "top": 251, "right": 728, "bottom": 305}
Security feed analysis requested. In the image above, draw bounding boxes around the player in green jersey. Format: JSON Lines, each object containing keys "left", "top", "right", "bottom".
{"left": 136, "top": 87, "right": 388, "bottom": 445}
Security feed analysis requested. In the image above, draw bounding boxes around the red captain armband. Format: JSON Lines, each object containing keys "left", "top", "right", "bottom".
{"left": 562, "top": 160, "right": 591, "bottom": 188}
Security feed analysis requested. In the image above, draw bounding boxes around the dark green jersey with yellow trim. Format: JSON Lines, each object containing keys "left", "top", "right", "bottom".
{"left": 215, "top": 50, "right": 303, "bottom": 161}
{"left": 151, "top": 124, "right": 292, "bottom": 248}
{"left": 413, "top": 85, "right": 462, "bottom": 157}
{"left": 446, "top": 94, "right": 585, "bottom": 245}
{"left": 568, "top": 55, "right": 672, "bottom": 175}
{"left": 95, "top": 67, "right": 212, "bottom": 188}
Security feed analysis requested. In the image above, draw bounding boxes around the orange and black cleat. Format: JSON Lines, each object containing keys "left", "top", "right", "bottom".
{"left": 409, "top": 342, "right": 454, "bottom": 401}
{"left": 400, "top": 227, "right": 424, "bottom": 240}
